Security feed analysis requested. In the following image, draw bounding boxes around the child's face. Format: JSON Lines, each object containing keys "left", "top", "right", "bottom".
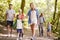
{"left": 48, "top": 22, "right": 50, "bottom": 24}
{"left": 19, "top": 11, "right": 22, "bottom": 14}
{"left": 18, "top": 9, "right": 22, "bottom": 14}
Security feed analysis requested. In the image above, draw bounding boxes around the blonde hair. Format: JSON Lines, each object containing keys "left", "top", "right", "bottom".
{"left": 18, "top": 9, "right": 22, "bottom": 13}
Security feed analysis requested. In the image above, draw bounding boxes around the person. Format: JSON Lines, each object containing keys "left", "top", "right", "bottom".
{"left": 38, "top": 13, "right": 45, "bottom": 37}
{"left": 16, "top": 9, "right": 23, "bottom": 40}
{"left": 18, "top": 9, "right": 25, "bottom": 37}
{"left": 47, "top": 22, "right": 52, "bottom": 37}
{"left": 27, "top": 2, "right": 39, "bottom": 40}
{"left": 6, "top": 4, "right": 15, "bottom": 37}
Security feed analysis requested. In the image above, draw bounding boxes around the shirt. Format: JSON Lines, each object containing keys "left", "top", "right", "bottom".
{"left": 19, "top": 14, "right": 24, "bottom": 20}
{"left": 27, "top": 9, "right": 39, "bottom": 24}
{"left": 47, "top": 24, "right": 51, "bottom": 31}
{"left": 31, "top": 10, "right": 37, "bottom": 23}
{"left": 16, "top": 19, "right": 22, "bottom": 29}
{"left": 39, "top": 17, "right": 45, "bottom": 23}
{"left": 6, "top": 9, "right": 15, "bottom": 21}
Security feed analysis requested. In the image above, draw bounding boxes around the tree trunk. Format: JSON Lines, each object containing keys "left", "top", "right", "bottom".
{"left": 21, "top": 0, "right": 25, "bottom": 13}
{"left": 53, "top": 0, "right": 57, "bottom": 25}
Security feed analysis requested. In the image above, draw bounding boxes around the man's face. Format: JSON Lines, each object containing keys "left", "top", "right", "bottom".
{"left": 9, "top": 5, "right": 13, "bottom": 9}
{"left": 30, "top": 3, "right": 35, "bottom": 10}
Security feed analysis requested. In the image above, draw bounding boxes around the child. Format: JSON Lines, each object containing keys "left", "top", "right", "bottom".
{"left": 16, "top": 9, "right": 23, "bottom": 40}
{"left": 47, "top": 22, "right": 52, "bottom": 37}
{"left": 38, "top": 13, "right": 45, "bottom": 37}
{"left": 18, "top": 9, "right": 25, "bottom": 37}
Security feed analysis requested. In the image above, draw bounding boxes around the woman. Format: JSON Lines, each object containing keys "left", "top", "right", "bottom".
{"left": 27, "top": 2, "right": 39, "bottom": 40}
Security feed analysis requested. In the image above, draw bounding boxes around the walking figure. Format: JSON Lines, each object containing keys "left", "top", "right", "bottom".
{"left": 38, "top": 13, "right": 45, "bottom": 37}
{"left": 16, "top": 9, "right": 23, "bottom": 40}
{"left": 6, "top": 4, "right": 15, "bottom": 37}
{"left": 27, "top": 3, "right": 39, "bottom": 40}
{"left": 47, "top": 22, "right": 52, "bottom": 38}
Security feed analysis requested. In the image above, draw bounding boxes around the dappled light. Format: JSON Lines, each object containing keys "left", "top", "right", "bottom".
{"left": 0, "top": 0, "right": 60, "bottom": 40}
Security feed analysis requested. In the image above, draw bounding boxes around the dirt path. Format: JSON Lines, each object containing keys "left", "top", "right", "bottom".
{"left": 0, "top": 25, "right": 54, "bottom": 40}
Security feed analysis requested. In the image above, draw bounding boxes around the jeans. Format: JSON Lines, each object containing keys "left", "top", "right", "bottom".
{"left": 39, "top": 23, "right": 43, "bottom": 36}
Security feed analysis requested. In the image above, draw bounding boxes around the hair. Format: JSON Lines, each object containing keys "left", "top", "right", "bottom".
{"left": 40, "top": 13, "right": 43, "bottom": 17}
{"left": 18, "top": 9, "right": 22, "bottom": 13}
{"left": 30, "top": 2, "right": 33, "bottom": 6}
{"left": 9, "top": 4, "right": 13, "bottom": 6}
{"left": 17, "top": 15, "right": 19, "bottom": 19}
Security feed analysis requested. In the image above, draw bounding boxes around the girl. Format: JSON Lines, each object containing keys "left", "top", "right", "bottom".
{"left": 38, "top": 13, "right": 45, "bottom": 37}
{"left": 47, "top": 22, "right": 52, "bottom": 37}
{"left": 16, "top": 9, "right": 23, "bottom": 40}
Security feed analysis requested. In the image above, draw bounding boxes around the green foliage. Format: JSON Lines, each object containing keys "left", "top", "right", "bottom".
{"left": 0, "top": 0, "right": 60, "bottom": 38}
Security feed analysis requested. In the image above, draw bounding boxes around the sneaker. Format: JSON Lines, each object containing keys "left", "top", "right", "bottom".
{"left": 8, "top": 34, "right": 11, "bottom": 37}
{"left": 20, "top": 37, "right": 23, "bottom": 40}
{"left": 31, "top": 37, "right": 36, "bottom": 40}
{"left": 31, "top": 38, "right": 33, "bottom": 40}
{"left": 17, "top": 38, "right": 19, "bottom": 40}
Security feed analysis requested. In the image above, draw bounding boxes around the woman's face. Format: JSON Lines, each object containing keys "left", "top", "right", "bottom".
{"left": 30, "top": 3, "right": 35, "bottom": 10}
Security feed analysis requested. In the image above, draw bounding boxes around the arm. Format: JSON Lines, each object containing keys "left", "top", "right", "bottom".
{"left": 37, "top": 17, "right": 40, "bottom": 25}
{"left": 13, "top": 10, "right": 15, "bottom": 18}
{"left": 13, "top": 10, "right": 16, "bottom": 21}
{"left": 36, "top": 9, "right": 39, "bottom": 19}
{"left": 43, "top": 17, "right": 46, "bottom": 23}
{"left": 5, "top": 14, "right": 7, "bottom": 21}
{"left": 25, "top": 10, "right": 30, "bottom": 18}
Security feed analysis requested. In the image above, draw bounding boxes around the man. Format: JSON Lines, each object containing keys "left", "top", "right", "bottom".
{"left": 6, "top": 4, "right": 15, "bottom": 37}
{"left": 27, "top": 3, "right": 39, "bottom": 40}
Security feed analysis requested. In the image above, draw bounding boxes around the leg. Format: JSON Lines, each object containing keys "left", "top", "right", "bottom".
{"left": 17, "top": 33, "right": 20, "bottom": 40}
{"left": 10, "top": 27, "right": 12, "bottom": 34}
{"left": 39, "top": 24, "right": 40, "bottom": 36}
{"left": 19, "top": 29, "right": 23, "bottom": 40}
{"left": 40, "top": 24, "right": 43, "bottom": 36}
{"left": 31, "top": 24, "right": 35, "bottom": 37}
{"left": 7, "top": 25, "right": 11, "bottom": 34}
{"left": 30, "top": 24, "right": 35, "bottom": 40}
{"left": 10, "top": 21, "right": 13, "bottom": 34}
{"left": 17, "top": 29, "right": 20, "bottom": 40}
{"left": 41, "top": 24, "right": 43, "bottom": 36}
{"left": 47, "top": 32, "right": 50, "bottom": 37}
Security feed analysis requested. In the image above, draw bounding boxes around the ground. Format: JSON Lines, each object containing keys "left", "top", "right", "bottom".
{"left": 0, "top": 25, "right": 54, "bottom": 40}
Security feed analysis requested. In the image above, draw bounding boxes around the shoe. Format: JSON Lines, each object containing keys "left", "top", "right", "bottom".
{"left": 20, "top": 37, "right": 23, "bottom": 40}
{"left": 31, "top": 37, "right": 36, "bottom": 40}
{"left": 31, "top": 38, "right": 33, "bottom": 40}
{"left": 8, "top": 34, "right": 11, "bottom": 37}
{"left": 17, "top": 38, "right": 19, "bottom": 40}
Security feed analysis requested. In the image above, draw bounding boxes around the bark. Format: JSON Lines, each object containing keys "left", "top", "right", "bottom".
{"left": 21, "top": 0, "right": 25, "bottom": 13}
{"left": 53, "top": 0, "right": 57, "bottom": 25}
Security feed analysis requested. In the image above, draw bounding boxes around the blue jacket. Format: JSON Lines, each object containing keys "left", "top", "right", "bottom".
{"left": 27, "top": 9, "right": 39, "bottom": 24}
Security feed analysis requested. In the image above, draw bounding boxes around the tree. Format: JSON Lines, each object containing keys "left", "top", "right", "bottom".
{"left": 7, "top": 0, "right": 12, "bottom": 5}
{"left": 21, "top": 0, "right": 25, "bottom": 13}
{"left": 52, "top": 0, "right": 57, "bottom": 25}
